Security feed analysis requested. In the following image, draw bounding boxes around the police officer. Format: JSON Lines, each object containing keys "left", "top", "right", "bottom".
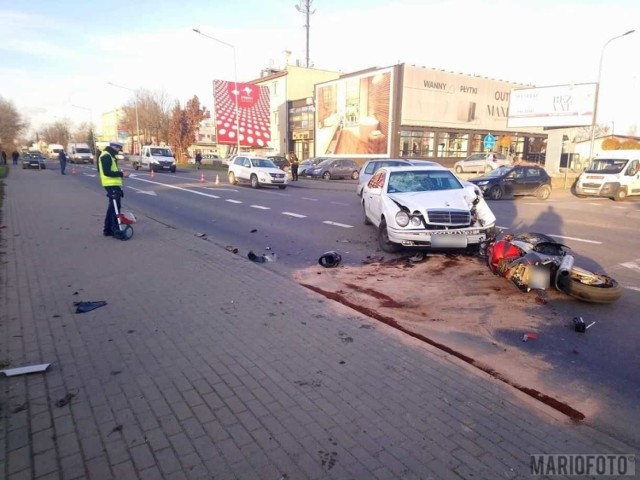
{"left": 99, "top": 141, "right": 129, "bottom": 236}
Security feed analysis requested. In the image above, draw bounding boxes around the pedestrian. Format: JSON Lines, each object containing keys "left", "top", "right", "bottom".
{"left": 195, "top": 151, "right": 202, "bottom": 170}
{"left": 59, "top": 150, "right": 68, "bottom": 174}
{"left": 98, "top": 141, "right": 129, "bottom": 237}
{"left": 1, "top": 150, "right": 7, "bottom": 165}
{"left": 12, "top": 150, "right": 19, "bottom": 165}
{"left": 289, "top": 152, "right": 299, "bottom": 181}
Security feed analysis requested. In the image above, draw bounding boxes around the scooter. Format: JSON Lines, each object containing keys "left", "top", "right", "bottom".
{"left": 482, "top": 231, "right": 622, "bottom": 304}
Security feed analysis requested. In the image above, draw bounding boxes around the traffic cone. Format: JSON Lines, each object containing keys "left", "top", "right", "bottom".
{"left": 200, "top": 172, "right": 205, "bottom": 183}
{"left": 150, "top": 169, "right": 155, "bottom": 179}
{"left": 215, "top": 174, "right": 220, "bottom": 185}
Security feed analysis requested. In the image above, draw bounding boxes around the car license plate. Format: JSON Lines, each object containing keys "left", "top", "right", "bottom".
{"left": 431, "top": 234, "right": 468, "bottom": 248}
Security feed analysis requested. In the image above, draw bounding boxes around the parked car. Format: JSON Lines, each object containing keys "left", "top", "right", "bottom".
{"left": 299, "top": 157, "right": 328, "bottom": 176}
{"left": 267, "top": 155, "right": 290, "bottom": 172}
{"left": 454, "top": 153, "right": 510, "bottom": 174}
{"left": 361, "top": 165, "right": 496, "bottom": 253}
{"left": 357, "top": 158, "right": 441, "bottom": 196}
{"left": 22, "top": 152, "right": 47, "bottom": 170}
{"left": 228, "top": 155, "right": 288, "bottom": 189}
{"left": 305, "top": 159, "right": 360, "bottom": 180}
{"left": 467, "top": 165, "right": 552, "bottom": 200}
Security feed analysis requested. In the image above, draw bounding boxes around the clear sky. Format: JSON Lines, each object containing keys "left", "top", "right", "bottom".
{"left": 1, "top": 0, "right": 639, "bottom": 136}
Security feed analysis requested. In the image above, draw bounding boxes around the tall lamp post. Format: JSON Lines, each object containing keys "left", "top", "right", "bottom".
{"left": 192, "top": 28, "right": 241, "bottom": 155}
{"left": 588, "top": 29, "right": 635, "bottom": 162}
{"left": 107, "top": 81, "right": 141, "bottom": 156}
{"left": 71, "top": 104, "right": 96, "bottom": 159}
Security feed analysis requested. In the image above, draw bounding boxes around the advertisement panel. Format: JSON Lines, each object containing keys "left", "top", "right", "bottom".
{"left": 213, "top": 80, "right": 271, "bottom": 147}
{"left": 401, "top": 65, "right": 522, "bottom": 131}
{"left": 315, "top": 67, "right": 393, "bottom": 158}
{"left": 507, "top": 84, "right": 596, "bottom": 128}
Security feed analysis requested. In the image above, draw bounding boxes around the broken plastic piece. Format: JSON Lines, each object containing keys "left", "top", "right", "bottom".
{"left": 573, "top": 317, "right": 586, "bottom": 333}
{"left": 318, "top": 251, "right": 342, "bottom": 268}
{"left": 225, "top": 245, "right": 239, "bottom": 254}
{"left": 522, "top": 332, "right": 538, "bottom": 342}
{"left": 247, "top": 251, "right": 266, "bottom": 263}
{"left": 586, "top": 321, "right": 596, "bottom": 329}
{"left": 74, "top": 301, "right": 107, "bottom": 314}
{"left": 1, "top": 363, "right": 51, "bottom": 376}
{"left": 264, "top": 253, "right": 278, "bottom": 262}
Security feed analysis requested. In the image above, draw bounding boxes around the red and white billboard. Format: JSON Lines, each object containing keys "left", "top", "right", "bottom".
{"left": 213, "top": 80, "right": 271, "bottom": 147}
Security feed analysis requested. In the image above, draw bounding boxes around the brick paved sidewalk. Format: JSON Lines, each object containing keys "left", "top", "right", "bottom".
{"left": 0, "top": 167, "right": 635, "bottom": 479}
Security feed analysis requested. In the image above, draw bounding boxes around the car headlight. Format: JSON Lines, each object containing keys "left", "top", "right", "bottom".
{"left": 410, "top": 216, "right": 422, "bottom": 226}
{"left": 395, "top": 211, "right": 410, "bottom": 227}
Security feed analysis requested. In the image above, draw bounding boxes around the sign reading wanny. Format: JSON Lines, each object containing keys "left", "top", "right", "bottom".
{"left": 507, "top": 83, "right": 597, "bottom": 128}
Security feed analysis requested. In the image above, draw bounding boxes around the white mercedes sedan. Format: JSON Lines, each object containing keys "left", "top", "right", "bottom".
{"left": 361, "top": 166, "right": 496, "bottom": 252}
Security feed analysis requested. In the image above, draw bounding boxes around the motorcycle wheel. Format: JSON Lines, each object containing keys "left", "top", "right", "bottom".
{"left": 557, "top": 266, "right": 623, "bottom": 304}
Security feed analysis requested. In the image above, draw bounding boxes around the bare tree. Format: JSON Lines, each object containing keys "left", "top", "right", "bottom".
{"left": 0, "top": 96, "right": 28, "bottom": 150}
{"left": 574, "top": 124, "right": 611, "bottom": 142}
{"left": 121, "top": 89, "right": 173, "bottom": 145}
{"left": 41, "top": 120, "right": 71, "bottom": 146}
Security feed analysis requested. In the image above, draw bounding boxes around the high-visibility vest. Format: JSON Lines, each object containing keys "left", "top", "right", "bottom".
{"left": 99, "top": 151, "right": 123, "bottom": 187}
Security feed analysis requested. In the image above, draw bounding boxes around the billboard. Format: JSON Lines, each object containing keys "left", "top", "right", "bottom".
{"left": 315, "top": 67, "right": 393, "bottom": 158}
{"left": 213, "top": 80, "right": 271, "bottom": 147}
{"left": 401, "top": 65, "right": 522, "bottom": 131}
{"left": 507, "top": 83, "right": 596, "bottom": 128}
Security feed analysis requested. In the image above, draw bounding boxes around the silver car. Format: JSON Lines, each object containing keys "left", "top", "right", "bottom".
{"left": 454, "top": 153, "right": 510, "bottom": 174}
{"left": 357, "top": 158, "right": 440, "bottom": 196}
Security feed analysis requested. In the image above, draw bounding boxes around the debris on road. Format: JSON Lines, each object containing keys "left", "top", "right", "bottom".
{"left": 586, "top": 321, "right": 596, "bottom": 329}
{"left": 1, "top": 363, "right": 51, "bottom": 376}
{"left": 74, "top": 301, "right": 107, "bottom": 314}
{"left": 225, "top": 245, "right": 239, "bottom": 254}
{"left": 195, "top": 232, "right": 207, "bottom": 238}
{"left": 250, "top": 229, "right": 257, "bottom": 233}
{"left": 248, "top": 251, "right": 266, "bottom": 263}
{"left": 573, "top": 317, "right": 586, "bottom": 333}
{"left": 318, "top": 251, "right": 342, "bottom": 268}
{"left": 522, "top": 332, "right": 538, "bottom": 342}
{"left": 55, "top": 392, "right": 76, "bottom": 407}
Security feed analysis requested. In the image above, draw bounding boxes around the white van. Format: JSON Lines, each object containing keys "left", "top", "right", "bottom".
{"left": 47, "top": 144, "right": 64, "bottom": 160}
{"left": 575, "top": 150, "right": 640, "bottom": 201}
{"left": 67, "top": 143, "right": 94, "bottom": 164}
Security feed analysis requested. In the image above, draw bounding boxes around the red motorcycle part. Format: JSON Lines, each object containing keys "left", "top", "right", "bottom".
{"left": 487, "top": 239, "right": 522, "bottom": 275}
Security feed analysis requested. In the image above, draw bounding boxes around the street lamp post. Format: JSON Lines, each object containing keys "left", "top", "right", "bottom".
{"left": 107, "top": 81, "right": 141, "bottom": 157}
{"left": 71, "top": 104, "right": 96, "bottom": 159}
{"left": 192, "top": 28, "right": 241, "bottom": 155}
{"left": 588, "top": 29, "right": 635, "bottom": 162}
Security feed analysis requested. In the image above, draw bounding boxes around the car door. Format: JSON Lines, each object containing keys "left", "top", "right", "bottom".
{"left": 466, "top": 154, "right": 483, "bottom": 172}
{"left": 331, "top": 160, "right": 344, "bottom": 178}
{"left": 363, "top": 170, "right": 386, "bottom": 225}
{"left": 522, "top": 167, "right": 544, "bottom": 194}
{"left": 504, "top": 166, "right": 527, "bottom": 195}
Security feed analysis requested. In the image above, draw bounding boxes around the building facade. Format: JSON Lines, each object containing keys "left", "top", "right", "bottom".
{"left": 314, "top": 64, "right": 548, "bottom": 167}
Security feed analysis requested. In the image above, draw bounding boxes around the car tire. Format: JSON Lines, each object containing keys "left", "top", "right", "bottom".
{"left": 351, "top": 170, "right": 359, "bottom": 180}
{"left": 278, "top": 185, "right": 286, "bottom": 190}
{"left": 614, "top": 187, "right": 627, "bottom": 201}
{"left": 455, "top": 165, "right": 463, "bottom": 173}
{"left": 378, "top": 219, "right": 401, "bottom": 253}
{"left": 488, "top": 185, "right": 503, "bottom": 200}
{"left": 322, "top": 171, "right": 331, "bottom": 180}
{"left": 250, "top": 174, "right": 260, "bottom": 189}
{"left": 228, "top": 172, "right": 237, "bottom": 184}
{"left": 535, "top": 185, "right": 551, "bottom": 200}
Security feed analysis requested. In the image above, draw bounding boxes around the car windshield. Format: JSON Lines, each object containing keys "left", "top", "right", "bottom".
{"left": 151, "top": 148, "right": 173, "bottom": 157}
{"left": 486, "top": 166, "right": 512, "bottom": 177}
{"left": 387, "top": 170, "right": 462, "bottom": 193}
{"left": 76, "top": 148, "right": 91, "bottom": 154}
{"left": 251, "top": 159, "right": 277, "bottom": 168}
{"left": 317, "top": 159, "right": 333, "bottom": 167}
{"left": 585, "top": 159, "right": 627, "bottom": 174}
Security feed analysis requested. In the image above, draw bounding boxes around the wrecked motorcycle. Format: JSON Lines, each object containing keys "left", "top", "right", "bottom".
{"left": 482, "top": 232, "right": 622, "bottom": 304}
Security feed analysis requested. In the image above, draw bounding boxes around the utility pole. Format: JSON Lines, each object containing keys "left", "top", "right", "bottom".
{"left": 295, "top": 0, "right": 316, "bottom": 68}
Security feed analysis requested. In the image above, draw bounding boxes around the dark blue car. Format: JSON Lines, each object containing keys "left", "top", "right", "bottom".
{"left": 468, "top": 165, "right": 552, "bottom": 200}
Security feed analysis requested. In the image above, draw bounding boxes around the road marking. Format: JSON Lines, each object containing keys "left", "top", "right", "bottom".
{"left": 621, "top": 259, "right": 640, "bottom": 272}
{"left": 282, "top": 212, "right": 306, "bottom": 218}
{"left": 84, "top": 174, "right": 97, "bottom": 177}
{"left": 251, "top": 205, "right": 270, "bottom": 210}
{"left": 130, "top": 177, "right": 225, "bottom": 199}
{"left": 202, "top": 187, "right": 238, "bottom": 193}
{"left": 302, "top": 197, "right": 318, "bottom": 201}
{"left": 323, "top": 221, "right": 354, "bottom": 228}
{"left": 549, "top": 235, "right": 602, "bottom": 245}
{"left": 330, "top": 201, "right": 349, "bottom": 206}
{"left": 626, "top": 286, "right": 640, "bottom": 292}
{"left": 226, "top": 199, "right": 242, "bottom": 204}
{"left": 127, "top": 186, "right": 157, "bottom": 196}
{"left": 589, "top": 202, "right": 603, "bottom": 206}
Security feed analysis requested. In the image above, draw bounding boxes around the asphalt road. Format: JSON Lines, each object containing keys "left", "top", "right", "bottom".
{"left": 69, "top": 161, "right": 640, "bottom": 446}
